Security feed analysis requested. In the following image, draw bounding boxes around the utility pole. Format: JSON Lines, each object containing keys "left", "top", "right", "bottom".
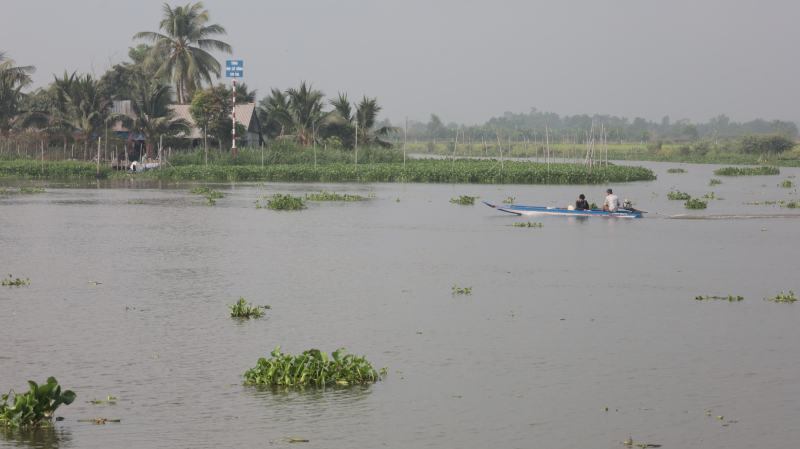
{"left": 355, "top": 120, "right": 358, "bottom": 173}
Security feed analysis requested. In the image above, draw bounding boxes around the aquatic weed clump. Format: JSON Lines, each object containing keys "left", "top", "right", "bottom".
{"left": 304, "top": 190, "right": 362, "bottom": 201}
{"left": 2, "top": 275, "right": 29, "bottom": 286}
{"left": 763, "top": 291, "right": 797, "bottom": 303}
{"left": 667, "top": 190, "right": 691, "bottom": 200}
{"left": 0, "top": 377, "right": 76, "bottom": 429}
{"left": 266, "top": 194, "right": 306, "bottom": 210}
{"left": 667, "top": 168, "right": 687, "bottom": 173}
{"left": 450, "top": 195, "right": 479, "bottom": 205}
{"left": 713, "top": 166, "right": 780, "bottom": 176}
{"left": 708, "top": 179, "right": 722, "bottom": 186}
{"left": 228, "top": 297, "right": 270, "bottom": 318}
{"left": 243, "top": 346, "right": 379, "bottom": 386}
{"left": 17, "top": 186, "right": 44, "bottom": 194}
{"left": 685, "top": 198, "right": 707, "bottom": 209}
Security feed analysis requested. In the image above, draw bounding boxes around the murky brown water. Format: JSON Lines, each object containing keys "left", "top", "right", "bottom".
{"left": 1, "top": 161, "right": 799, "bottom": 448}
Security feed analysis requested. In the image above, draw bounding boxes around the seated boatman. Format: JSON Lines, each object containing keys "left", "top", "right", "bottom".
{"left": 575, "top": 194, "right": 591, "bottom": 211}
{"left": 602, "top": 188, "right": 620, "bottom": 212}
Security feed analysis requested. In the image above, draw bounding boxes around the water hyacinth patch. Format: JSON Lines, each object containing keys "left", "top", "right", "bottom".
{"left": 702, "top": 192, "right": 715, "bottom": 199}
{"left": 243, "top": 346, "right": 379, "bottom": 386}
{"left": 708, "top": 179, "right": 722, "bottom": 186}
{"left": 512, "top": 222, "right": 542, "bottom": 227}
{"left": 695, "top": 295, "right": 743, "bottom": 301}
{"left": 189, "top": 186, "right": 214, "bottom": 194}
{"left": 763, "top": 291, "right": 797, "bottom": 303}
{"left": 265, "top": 194, "right": 306, "bottom": 210}
{"left": 713, "top": 166, "right": 780, "bottom": 176}
{"left": 685, "top": 198, "right": 707, "bottom": 209}
{"left": 0, "top": 377, "right": 76, "bottom": 429}
{"left": 779, "top": 180, "right": 795, "bottom": 188}
{"left": 2, "top": 275, "right": 29, "bottom": 286}
{"left": 450, "top": 195, "right": 479, "bottom": 205}
{"left": 18, "top": 186, "right": 44, "bottom": 194}
{"left": 304, "top": 190, "right": 362, "bottom": 201}
{"left": 228, "top": 297, "right": 270, "bottom": 318}
{"left": 667, "top": 168, "right": 687, "bottom": 173}
{"left": 452, "top": 284, "right": 473, "bottom": 294}
{"left": 667, "top": 190, "right": 691, "bottom": 200}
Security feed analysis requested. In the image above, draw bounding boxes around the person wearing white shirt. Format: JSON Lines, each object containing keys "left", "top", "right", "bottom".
{"left": 602, "top": 188, "right": 620, "bottom": 212}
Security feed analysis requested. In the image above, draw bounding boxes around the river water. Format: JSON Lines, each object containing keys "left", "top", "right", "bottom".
{"left": 1, "top": 161, "right": 799, "bottom": 448}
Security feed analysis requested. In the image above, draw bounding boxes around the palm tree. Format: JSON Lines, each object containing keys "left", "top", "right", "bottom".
{"left": 123, "top": 78, "right": 191, "bottom": 158}
{"left": 235, "top": 82, "right": 256, "bottom": 104}
{"left": 0, "top": 52, "right": 35, "bottom": 138}
{"left": 44, "top": 72, "right": 117, "bottom": 160}
{"left": 270, "top": 82, "right": 341, "bottom": 146}
{"left": 257, "top": 87, "right": 291, "bottom": 140}
{"left": 354, "top": 96, "right": 399, "bottom": 148}
{"left": 329, "top": 92, "right": 352, "bottom": 122}
{"left": 133, "top": 2, "right": 232, "bottom": 104}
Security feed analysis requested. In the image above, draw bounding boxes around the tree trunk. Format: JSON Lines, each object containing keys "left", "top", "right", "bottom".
{"left": 178, "top": 73, "right": 185, "bottom": 104}
{"left": 83, "top": 135, "right": 91, "bottom": 161}
{"left": 146, "top": 140, "right": 154, "bottom": 159}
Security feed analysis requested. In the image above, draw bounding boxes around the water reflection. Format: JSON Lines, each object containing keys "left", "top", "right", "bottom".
{"left": 1, "top": 427, "right": 73, "bottom": 449}
{"left": 246, "top": 382, "right": 375, "bottom": 423}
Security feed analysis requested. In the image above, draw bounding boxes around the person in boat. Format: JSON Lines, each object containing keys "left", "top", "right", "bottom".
{"left": 575, "top": 194, "right": 591, "bottom": 211}
{"left": 602, "top": 188, "right": 620, "bottom": 212}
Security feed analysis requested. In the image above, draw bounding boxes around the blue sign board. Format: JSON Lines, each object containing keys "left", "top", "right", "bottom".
{"left": 226, "top": 60, "right": 244, "bottom": 78}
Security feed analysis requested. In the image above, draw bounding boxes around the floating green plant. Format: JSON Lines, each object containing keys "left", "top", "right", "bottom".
{"left": 702, "top": 192, "right": 715, "bottom": 199}
{"left": 2, "top": 275, "right": 29, "bottom": 286}
{"left": 263, "top": 194, "right": 306, "bottom": 210}
{"left": 685, "top": 198, "right": 707, "bottom": 209}
{"left": 450, "top": 195, "right": 479, "bottom": 205}
{"left": 763, "top": 291, "right": 797, "bottom": 303}
{"left": 667, "top": 168, "right": 687, "bottom": 173}
{"left": 0, "top": 188, "right": 10, "bottom": 194}
{"left": 85, "top": 395, "right": 116, "bottom": 405}
{"left": 243, "top": 346, "right": 379, "bottom": 386}
{"left": 228, "top": 297, "right": 271, "bottom": 318}
{"left": 695, "top": 295, "right": 743, "bottom": 301}
{"left": 708, "top": 179, "right": 722, "bottom": 186}
{"left": 502, "top": 197, "right": 515, "bottom": 203}
{"left": 124, "top": 200, "right": 143, "bottom": 204}
{"left": 667, "top": 190, "right": 691, "bottom": 200}
{"left": 77, "top": 418, "right": 120, "bottom": 424}
{"left": 18, "top": 186, "right": 44, "bottom": 194}
{"left": 512, "top": 222, "right": 542, "bottom": 228}
{"left": 713, "top": 166, "right": 780, "bottom": 176}
{"left": 0, "top": 377, "right": 76, "bottom": 429}
{"left": 189, "top": 186, "right": 214, "bottom": 194}
{"left": 779, "top": 180, "right": 795, "bottom": 188}
{"left": 304, "top": 190, "right": 362, "bottom": 201}
{"left": 204, "top": 190, "right": 225, "bottom": 199}
{"left": 452, "top": 284, "right": 473, "bottom": 294}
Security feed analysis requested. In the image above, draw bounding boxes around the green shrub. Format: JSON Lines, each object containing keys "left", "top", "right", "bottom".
{"left": 736, "top": 133, "right": 796, "bottom": 154}
{"left": 0, "top": 377, "right": 76, "bottom": 429}
{"left": 243, "top": 346, "right": 379, "bottom": 386}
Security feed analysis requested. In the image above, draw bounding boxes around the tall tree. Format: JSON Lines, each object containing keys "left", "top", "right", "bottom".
{"left": 354, "top": 96, "right": 398, "bottom": 148}
{"left": 329, "top": 92, "right": 352, "bottom": 122}
{"left": 269, "top": 81, "right": 340, "bottom": 146}
{"left": 123, "top": 78, "right": 191, "bottom": 158}
{"left": 257, "top": 87, "right": 291, "bottom": 140}
{"left": 133, "top": 2, "right": 233, "bottom": 104}
{"left": 0, "top": 52, "right": 35, "bottom": 137}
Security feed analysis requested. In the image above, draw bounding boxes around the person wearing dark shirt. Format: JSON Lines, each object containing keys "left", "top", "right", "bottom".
{"left": 575, "top": 194, "right": 591, "bottom": 210}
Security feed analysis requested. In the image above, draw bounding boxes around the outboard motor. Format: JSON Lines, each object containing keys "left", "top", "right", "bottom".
{"left": 622, "top": 199, "right": 634, "bottom": 210}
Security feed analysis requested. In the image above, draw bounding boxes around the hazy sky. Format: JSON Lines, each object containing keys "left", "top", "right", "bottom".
{"left": 4, "top": 0, "right": 798, "bottom": 126}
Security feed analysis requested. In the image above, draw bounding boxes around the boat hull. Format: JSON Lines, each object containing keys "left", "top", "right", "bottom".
{"left": 483, "top": 201, "right": 642, "bottom": 218}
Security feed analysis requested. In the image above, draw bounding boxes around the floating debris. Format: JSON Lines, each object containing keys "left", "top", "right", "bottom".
{"left": 452, "top": 284, "right": 473, "bottom": 294}
{"left": 77, "top": 418, "right": 120, "bottom": 424}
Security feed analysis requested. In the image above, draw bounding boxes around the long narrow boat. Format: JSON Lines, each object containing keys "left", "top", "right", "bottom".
{"left": 483, "top": 201, "right": 643, "bottom": 218}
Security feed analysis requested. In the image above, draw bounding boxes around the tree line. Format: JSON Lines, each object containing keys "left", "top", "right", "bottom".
{"left": 0, "top": 2, "right": 395, "bottom": 161}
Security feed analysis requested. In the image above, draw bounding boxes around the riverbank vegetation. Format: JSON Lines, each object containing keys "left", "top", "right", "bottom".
{"left": 243, "top": 346, "right": 379, "bottom": 386}
{"left": 713, "top": 167, "right": 780, "bottom": 176}
{"left": 0, "top": 377, "right": 76, "bottom": 429}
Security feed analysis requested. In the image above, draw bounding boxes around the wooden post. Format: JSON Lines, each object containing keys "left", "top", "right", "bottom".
{"left": 41, "top": 140, "right": 44, "bottom": 174}
{"left": 313, "top": 120, "right": 317, "bottom": 174}
{"left": 355, "top": 120, "right": 358, "bottom": 173}
{"left": 545, "top": 125, "right": 550, "bottom": 174}
{"left": 404, "top": 117, "right": 407, "bottom": 173}
{"left": 261, "top": 141, "right": 264, "bottom": 170}
{"left": 496, "top": 132, "right": 504, "bottom": 172}
{"left": 97, "top": 137, "right": 101, "bottom": 176}
{"left": 451, "top": 126, "right": 459, "bottom": 173}
{"left": 159, "top": 135, "right": 162, "bottom": 170}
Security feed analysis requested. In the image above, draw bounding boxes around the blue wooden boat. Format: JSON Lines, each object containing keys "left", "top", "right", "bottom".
{"left": 483, "top": 201, "right": 643, "bottom": 218}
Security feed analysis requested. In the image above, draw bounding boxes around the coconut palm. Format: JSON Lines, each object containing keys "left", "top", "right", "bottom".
{"left": 0, "top": 52, "right": 35, "bottom": 137}
{"left": 42, "top": 72, "right": 117, "bottom": 160}
{"left": 257, "top": 87, "right": 292, "bottom": 140}
{"left": 133, "top": 2, "right": 232, "bottom": 104}
{"left": 123, "top": 78, "right": 191, "bottom": 158}
{"left": 354, "top": 96, "right": 399, "bottom": 148}
{"left": 269, "top": 82, "right": 341, "bottom": 146}
{"left": 329, "top": 92, "right": 352, "bottom": 123}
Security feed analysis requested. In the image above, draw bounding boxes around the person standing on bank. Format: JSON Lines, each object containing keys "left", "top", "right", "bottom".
{"left": 575, "top": 194, "right": 591, "bottom": 211}
{"left": 602, "top": 188, "right": 620, "bottom": 212}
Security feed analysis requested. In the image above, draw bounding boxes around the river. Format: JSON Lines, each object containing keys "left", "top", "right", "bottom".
{"left": 1, "top": 161, "right": 798, "bottom": 448}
